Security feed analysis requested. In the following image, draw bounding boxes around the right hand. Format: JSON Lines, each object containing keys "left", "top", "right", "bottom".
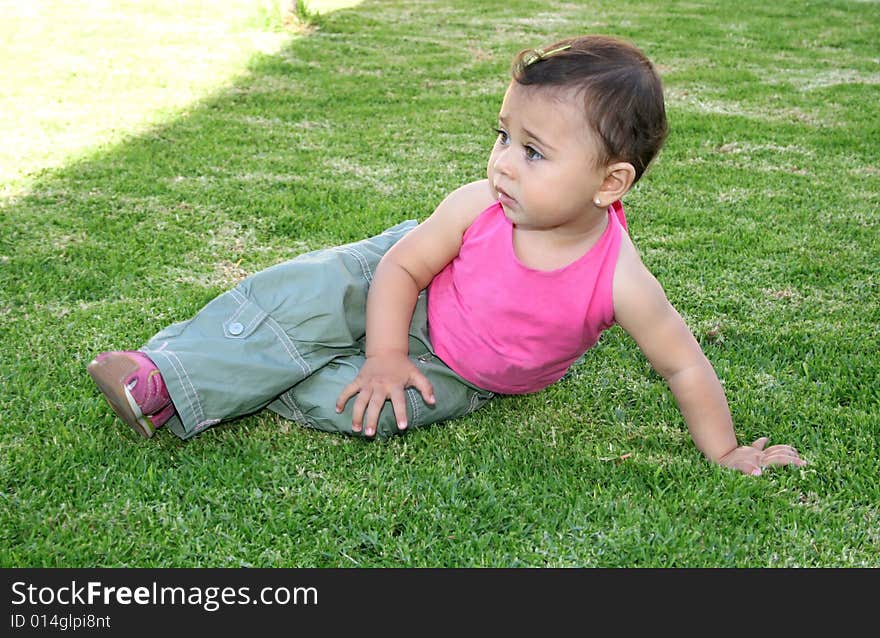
{"left": 334, "top": 353, "right": 435, "bottom": 437}
{"left": 718, "top": 437, "right": 807, "bottom": 477}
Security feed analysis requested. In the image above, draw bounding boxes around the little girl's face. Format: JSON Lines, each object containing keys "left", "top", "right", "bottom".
{"left": 487, "top": 82, "right": 609, "bottom": 235}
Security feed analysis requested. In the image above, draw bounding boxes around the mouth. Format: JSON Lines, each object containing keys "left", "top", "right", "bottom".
{"left": 494, "top": 184, "right": 516, "bottom": 207}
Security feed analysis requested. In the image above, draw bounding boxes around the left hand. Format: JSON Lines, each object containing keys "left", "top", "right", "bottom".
{"left": 334, "top": 353, "right": 435, "bottom": 438}
{"left": 718, "top": 437, "right": 807, "bottom": 476}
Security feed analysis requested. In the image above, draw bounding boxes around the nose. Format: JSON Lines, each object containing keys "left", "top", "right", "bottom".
{"left": 492, "top": 145, "right": 515, "bottom": 178}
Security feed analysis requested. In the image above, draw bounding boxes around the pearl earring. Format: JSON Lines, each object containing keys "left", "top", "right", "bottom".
{"left": 594, "top": 198, "right": 602, "bottom": 207}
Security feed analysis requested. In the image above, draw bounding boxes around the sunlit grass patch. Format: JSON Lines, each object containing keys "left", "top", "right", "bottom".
{"left": 0, "top": 0, "right": 360, "bottom": 199}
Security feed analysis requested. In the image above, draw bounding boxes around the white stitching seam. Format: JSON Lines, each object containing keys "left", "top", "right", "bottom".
{"left": 263, "top": 315, "right": 311, "bottom": 377}
{"left": 143, "top": 348, "right": 202, "bottom": 425}
{"left": 229, "top": 288, "right": 309, "bottom": 375}
{"left": 222, "top": 291, "right": 268, "bottom": 338}
{"left": 279, "top": 390, "right": 311, "bottom": 426}
{"left": 226, "top": 301, "right": 246, "bottom": 325}
{"left": 335, "top": 246, "right": 372, "bottom": 283}
{"left": 193, "top": 418, "right": 220, "bottom": 432}
{"left": 331, "top": 223, "right": 412, "bottom": 285}
{"left": 162, "top": 348, "right": 205, "bottom": 423}
{"left": 238, "top": 308, "right": 267, "bottom": 336}
{"left": 406, "top": 387, "right": 419, "bottom": 427}
{"left": 224, "top": 289, "right": 249, "bottom": 333}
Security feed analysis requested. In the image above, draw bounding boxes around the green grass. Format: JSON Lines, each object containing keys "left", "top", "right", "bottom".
{"left": 1, "top": 0, "right": 878, "bottom": 567}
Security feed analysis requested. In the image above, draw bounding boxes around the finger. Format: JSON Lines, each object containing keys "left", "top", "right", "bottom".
{"left": 733, "top": 460, "right": 762, "bottom": 477}
{"left": 736, "top": 459, "right": 763, "bottom": 476}
{"left": 760, "top": 444, "right": 802, "bottom": 459}
{"left": 335, "top": 380, "right": 361, "bottom": 413}
{"left": 363, "top": 390, "right": 388, "bottom": 438}
{"left": 750, "top": 436, "right": 769, "bottom": 451}
{"left": 760, "top": 449, "right": 807, "bottom": 468}
{"left": 350, "top": 388, "right": 371, "bottom": 433}
{"left": 390, "top": 386, "right": 409, "bottom": 430}
{"left": 762, "top": 453, "right": 805, "bottom": 466}
{"left": 410, "top": 370, "right": 435, "bottom": 405}
{"left": 761, "top": 444, "right": 801, "bottom": 456}
{"left": 720, "top": 454, "right": 762, "bottom": 476}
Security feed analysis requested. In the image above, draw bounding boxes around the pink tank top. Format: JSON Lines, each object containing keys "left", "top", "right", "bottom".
{"left": 427, "top": 200, "right": 626, "bottom": 394}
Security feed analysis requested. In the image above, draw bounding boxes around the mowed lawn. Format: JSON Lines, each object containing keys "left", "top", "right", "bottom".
{"left": 1, "top": 0, "right": 878, "bottom": 567}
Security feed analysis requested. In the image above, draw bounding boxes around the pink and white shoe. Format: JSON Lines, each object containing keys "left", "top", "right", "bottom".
{"left": 87, "top": 350, "right": 175, "bottom": 438}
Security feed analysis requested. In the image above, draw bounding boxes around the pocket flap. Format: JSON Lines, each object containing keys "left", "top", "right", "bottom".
{"left": 223, "top": 297, "right": 268, "bottom": 339}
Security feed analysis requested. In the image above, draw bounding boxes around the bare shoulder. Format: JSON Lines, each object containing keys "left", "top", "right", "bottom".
{"left": 612, "top": 230, "right": 671, "bottom": 328}
{"left": 611, "top": 227, "right": 706, "bottom": 378}
{"left": 430, "top": 178, "right": 496, "bottom": 232}
{"left": 614, "top": 231, "right": 653, "bottom": 290}
{"left": 384, "top": 180, "right": 495, "bottom": 288}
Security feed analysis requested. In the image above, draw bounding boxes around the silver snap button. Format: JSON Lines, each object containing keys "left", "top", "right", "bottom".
{"left": 228, "top": 321, "right": 244, "bottom": 336}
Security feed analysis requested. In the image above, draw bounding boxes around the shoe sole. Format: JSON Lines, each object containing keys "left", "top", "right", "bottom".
{"left": 87, "top": 354, "right": 155, "bottom": 438}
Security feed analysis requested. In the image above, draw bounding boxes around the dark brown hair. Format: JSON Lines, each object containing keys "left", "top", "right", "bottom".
{"left": 512, "top": 35, "right": 667, "bottom": 183}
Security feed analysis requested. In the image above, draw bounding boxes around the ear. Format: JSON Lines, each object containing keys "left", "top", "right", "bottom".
{"left": 595, "top": 162, "right": 636, "bottom": 205}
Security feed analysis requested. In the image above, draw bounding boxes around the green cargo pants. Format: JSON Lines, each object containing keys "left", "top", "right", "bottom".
{"left": 141, "top": 221, "right": 494, "bottom": 440}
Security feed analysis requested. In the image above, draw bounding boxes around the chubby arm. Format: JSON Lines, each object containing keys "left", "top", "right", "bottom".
{"left": 335, "top": 179, "right": 495, "bottom": 436}
{"left": 612, "top": 238, "right": 805, "bottom": 475}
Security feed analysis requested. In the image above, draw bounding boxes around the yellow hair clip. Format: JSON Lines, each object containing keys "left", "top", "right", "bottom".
{"left": 523, "top": 43, "right": 572, "bottom": 67}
